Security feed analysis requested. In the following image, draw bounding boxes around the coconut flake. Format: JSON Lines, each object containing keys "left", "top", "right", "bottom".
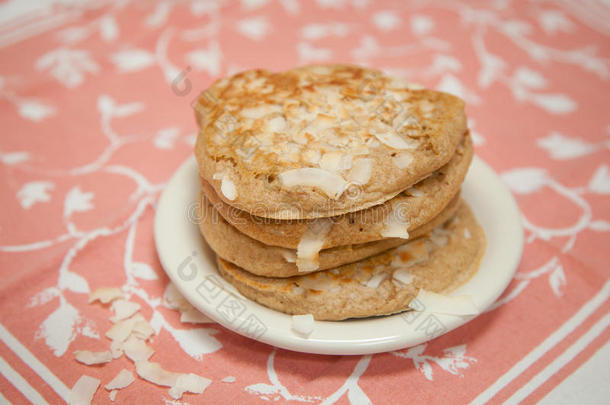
{"left": 281, "top": 249, "right": 297, "bottom": 263}
{"left": 366, "top": 136, "right": 381, "bottom": 149}
{"left": 88, "top": 287, "right": 123, "bottom": 304}
{"left": 370, "top": 123, "right": 416, "bottom": 150}
{"left": 168, "top": 373, "right": 212, "bottom": 399}
{"left": 291, "top": 314, "right": 315, "bottom": 336}
{"left": 380, "top": 205, "right": 410, "bottom": 239}
{"left": 105, "top": 369, "right": 135, "bottom": 391}
{"left": 296, "top": 218, "right": 333, "bottom": 272}
{"left": 407, "top": 187, "right": 424, "bottom": 197}
{"left": 74, "top": 350, "right": 112, "bottom": 365}
{"left": 303, "top": 149, "right": 321, "bottom": 164}
{"left": 110, "top": 300, "right": 141, "bottom": 323}
{"left": 278, "top": 168, "right": 348, "bottom": 199}
{"left": 392, "top": 151, "right": 413, "bottom": 169}
{"left": 347, "top": 158, "right": 373, "bottom": 185}
{"left": 106, "top": 318, "right": 136, "bottom": 343}
{"left": 123, "top": 336, "right": 154, "bottom": 363}
{"left": 268, "top": 116, "right": 286, "bottom": 132}
{"left": 110, "top": 340, "right": 123, "bottom": 359}
{"left": 297, "top": 274, "right": 338, "bottom": 291}
{"left": 68, "top": 375, "right": 100, "bottom": 405}
{"left": 464, "top": 228, "right": 472, "bottom": 239}
{"left": 163, "top": 283, "right": 191, "bottom": 312}
{"left": 241, "top": 105, "right": 279, "bottom": 119}
{"left": 221, "top": 177, "right": 237, "bottom": 200}
{"left": 410, "top": 290, "right": 479, "bottom": 315}
{"left": 106, "top": 314, "right": 153, "bottom": 342}
{"left": 364, "top": 273, "right": 387, "bottom": 289}
{"left": 222, "top": 376, "right": 236, "bottom": 383}
{"left": 319, "top": 151, "right": 351, "bottom": 173}
{"left": 391, "top": 240, "right": 428, "bottom": 268}
{"left": 131, "top": 314, "right": 154, "bottom": 340}
{"left": 135, "top": 361, "right": 180, "bottom": 388}
{"left": 308, "top": 113, "right": 336, "bottom": 133}
{"left": 180, "top": 308, "right": 213, "bottom": 324}
{"left": 392, "top": 269, "right": 415, "bottom": 285}
{"left": 246, "top": 77, "right": 266, "bottom": 90}
{"left": 429, "top": 227, "right": 449, "bottom": 247}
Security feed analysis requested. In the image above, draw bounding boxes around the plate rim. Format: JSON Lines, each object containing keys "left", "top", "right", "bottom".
{"left": 154, "top": 155, "right": 523, "bottom": 355}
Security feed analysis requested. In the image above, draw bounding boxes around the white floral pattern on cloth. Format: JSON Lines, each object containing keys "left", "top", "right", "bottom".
{"left": 0, "top": 0, "right": 609, "bottom": 404}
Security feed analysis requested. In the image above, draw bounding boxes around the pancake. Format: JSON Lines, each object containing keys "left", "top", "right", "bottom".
{"left": 198, "top": 192, "right": 461, "bottom": 278}
{"left": 201, "top": 133, "right": 472, "bottom": 249}
{"left": 194, "top": 64, "right": 467, "bottom": 219}
{"left": 216, "top": 200, "right": 485, "bottom": 320}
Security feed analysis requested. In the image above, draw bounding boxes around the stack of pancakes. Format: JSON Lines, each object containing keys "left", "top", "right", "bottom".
{"left": 193, "top": 65, "right": 485, "bottom": 321}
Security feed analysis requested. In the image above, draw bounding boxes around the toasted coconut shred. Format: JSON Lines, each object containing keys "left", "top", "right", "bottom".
{"left": 221, "top": 176, "right": 237, "bottom": 200}
{"left": 296, "top": 273, "right": 339, "bottom": 292}
{"left": 74, "top": 350, "right": 112, "bottom": 365}
{"left": 136, "top": 361, "right": 180, "bottom": 387}
{"left": 123, "top": 336, "right": 154, "bottom": 363}
{"left": 180, "top": 308, "right": 213, "bottom": 324}
{"left": 68, "top": 375, "right": 100, "bottom": 405}
{"left": 291, "top": 314, "right": 315, "bottom": 336}
{"left": 392, "top": 151, "right": 413, "bottom": 169}
{"left": 279, "top": 168, "right": 348, "bottom": 199}
{"left": 364, "top": 272, "right": 387, "bottom": 289}
{"left": 296, "top": 218, "right": 334, "bottom": 272}
{"left": 163, "top": 282, "right": 192, "bottom": 312}
{"left": 130, "top": 314, "right": 155, "bottom": 340}
{"left": 319, "top": 151, "right": 351, "bottom": 173}
{"left": 281, "top": 249, "right": 297, "bottom": 263}
{"left": 168, "top": 373, "right": 212, "bottom": 399}
{"left": 347, "top": 158, "right": 373, "bottom": 185}
{"left": 110, "top": 340, "right": 123, "bottom": 359}
{"left": 105, "top": 316, "right": 137, "bottom": 343}
{"left": 73, "top": 285, "right": 214, "bottom": 401}
{"left": 136, "top": 362, "right": 212, "bottom": 399}
{"left": 407, "top": 186, "right": 424, "bottom": 197}
{"left": 371, "top": 126, "right": 417, "bottom": 149}
{"left": 88, "top": 287, "right": 124, "bottom": 304}
{"left": 380, "top": 204, "right": 410, "bottom": 239}
{"left": 110, "top": 300, "right": 141, "bottom": 322}
{"left": 392, "top": 269, "right": 415, "bottom": 285}
{"left": 429, "top": 227, "right": 450, "bottom": 247}
{"left": 105, "top": 369, "right": 135, "bottom": 391}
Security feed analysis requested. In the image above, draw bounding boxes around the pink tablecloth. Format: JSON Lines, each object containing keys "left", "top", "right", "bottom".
{"left": 1, "top": 0, "right": 609, "bottom": 404}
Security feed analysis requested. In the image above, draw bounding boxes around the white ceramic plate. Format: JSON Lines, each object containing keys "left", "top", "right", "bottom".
{"left": 154, "top": 156, "right": 523, "bottom": 355}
